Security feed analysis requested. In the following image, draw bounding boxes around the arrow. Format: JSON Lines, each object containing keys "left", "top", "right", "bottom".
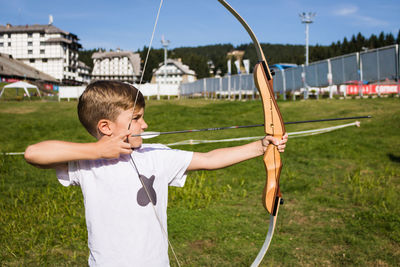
{"left": 133, "top": 115, "right": 371, "bottom": 139}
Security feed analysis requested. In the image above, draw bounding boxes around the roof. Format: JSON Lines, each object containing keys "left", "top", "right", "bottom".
{"left": 270, "top": 63, "right": 298, "bottom": 70}
{"left": 0, "top": 53, "right": 58, "bottom": 82}
{"left": 155, "top": 59, "right": 196, "bottom": 75}
{"left": 77, "top": 60, "right": 90, "bottom": 70}
{"left": 4, "top": 81, "right": 38, "bottom": 89}
{"left": 45, "top": 37, "right": 73, "bottom": 44}
{"left": 0, "top": 24, "right": 78, "bottom": 38}
{"left": 92, "top": 50, "right": 141, "bottom": 75}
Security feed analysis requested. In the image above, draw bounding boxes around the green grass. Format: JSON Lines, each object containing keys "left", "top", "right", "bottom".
{"left": 0, "top": 97, "right": 399, "bottom": 266}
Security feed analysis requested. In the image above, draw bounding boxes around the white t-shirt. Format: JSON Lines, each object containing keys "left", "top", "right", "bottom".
{"left": 56, "top": 144, "right": 193, "bottom": 267}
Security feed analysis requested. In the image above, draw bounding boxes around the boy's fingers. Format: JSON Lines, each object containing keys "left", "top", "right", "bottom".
{"left": 263, "top": 134, "right": 288, "bottom": 147}
{"left": 263, "top": 136, "right": 279, "bottom": 146}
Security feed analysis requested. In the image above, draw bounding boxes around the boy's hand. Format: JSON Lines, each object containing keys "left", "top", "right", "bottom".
{"left": 261, "top": 133, "right": 288, "bottom": 153}
{"left": 96, "top": 130, "right": 133, "bottom": 159}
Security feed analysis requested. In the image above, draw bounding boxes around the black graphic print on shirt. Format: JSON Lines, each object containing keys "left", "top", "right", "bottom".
{"left": 137, "top": 175, "right": 157, "bottom": 206}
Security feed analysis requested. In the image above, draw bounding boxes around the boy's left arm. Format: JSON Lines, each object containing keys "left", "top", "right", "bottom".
{"left": 187, "top": 133, "right": 288, "bottom": 171}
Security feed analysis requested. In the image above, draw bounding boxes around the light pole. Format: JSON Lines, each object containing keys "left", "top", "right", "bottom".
{"left": 161, "top": 35, "right": 170, "bottom": 100}
{"left": 299, "top": 12, "right": 316, "bottom": 66}
{"left": 299, "top": 12, "right": 316, "bottom": 99}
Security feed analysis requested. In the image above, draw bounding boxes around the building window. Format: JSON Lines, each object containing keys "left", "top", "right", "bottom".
{"left": 40, "top": 33, "right": 44, "bottom": 37}
{"left": 0, "top": 34, "right": 3, "bottom": 38}
{"left": 29, "top": 59, "right": 35, "bottom": 63}
{"left": 28, "top": 50, "right": 33, "bottom": 54}
{"left": 42, "top": 58, "right": 48, "bottom": 63}
{"left": 40, "top": 49, "right": 45, "bottom": 54}
{"left": 8, "top": 42, "right": 11, "bottom": 47}
{"left": 7, "top": 34, "right": 11, "bottom": 38}
{"left": 28, "top": 33, "right": 32, "bottom": 38}
{"left": 40, "top": 41, "right": 46, "bottom": 46}
{"left": 0, "top": 43, "right": 3, "bottom": 47}
{"left": 28, "top": 41, "right": 33, "bottom": 46}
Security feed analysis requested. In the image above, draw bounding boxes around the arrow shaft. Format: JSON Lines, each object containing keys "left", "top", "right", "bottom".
{"left": 134, "top": 115, "right": 371, "bottom": 137}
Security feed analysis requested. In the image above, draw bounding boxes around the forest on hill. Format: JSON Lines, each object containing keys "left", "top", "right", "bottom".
{"left": 79, "top": 30, "right": 400, "bottom": 83}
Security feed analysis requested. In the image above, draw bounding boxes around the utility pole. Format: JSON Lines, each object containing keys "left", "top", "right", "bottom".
{"left": 161, "top": 35, "right": 170, "bottom": 100}
{"left": 299, "top": 12, "right": 316, "bottom": 99}
{"left": 299, "top": 12, "right": 316, "bottom": 66}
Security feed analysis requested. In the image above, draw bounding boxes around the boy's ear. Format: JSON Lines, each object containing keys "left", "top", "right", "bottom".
{"left": 97, "top": 119, "right": 113, "bottom": 136}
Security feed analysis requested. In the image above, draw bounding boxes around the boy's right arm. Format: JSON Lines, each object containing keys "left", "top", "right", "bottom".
{"left": 24, "top": 131, "right": 133, "bottom": 169}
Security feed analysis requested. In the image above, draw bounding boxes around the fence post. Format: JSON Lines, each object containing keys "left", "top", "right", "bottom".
{"left": 396, "top": 44, "right": 400, "bottom": 97}
{"left": 157, "top": 83, "right": 160, "bottom": 100}
{"left": 327, "top": 59, "right": 333, "bottom": 99}
{"left": 239, "top": 74, "right": 242, "bottom": 100}
{"left": 356, "top": 52, "right": 364, "bottom": 98}
{"left": 219, "top": 77, "right": 222, "bottom": 99}
{"left": 377, "top": 49, "right": 381, "bottom": 97}
{"left": 203, "top": 79, "right": 207, "bottom": 99}
{"left": 228, "top": 75, "right": 231, "bottom": 100}
{"left": 282, "top": 69, "right": 287, "bottom": 100}
{"left": 301, "top": 68, "right": 308, "bottom": 100}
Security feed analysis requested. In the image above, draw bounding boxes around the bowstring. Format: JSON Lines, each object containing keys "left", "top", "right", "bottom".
{"left": 127, "top": 1, "right": 182, "bottom": 266}
{"left": 129, "top": 0, "right": 164, "bottom": 130}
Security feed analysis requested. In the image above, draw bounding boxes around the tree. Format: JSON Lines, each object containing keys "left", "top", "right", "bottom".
{"left": 378, "top": 31, "right": 385, "bottom": 47}
{"left": 78, "top": 48, "right": 103, "bottom": 70}
{"left": 368, "top": 34, "right": 378, "bottom": 48}
{"left": 397, "top": 30, "right": 400, "bottom": 44}
{"left": 385, "top": 33, "right": 395, "bottom": 46}
{"left": 341, "top": 37, "right": 349, "bottom": 54}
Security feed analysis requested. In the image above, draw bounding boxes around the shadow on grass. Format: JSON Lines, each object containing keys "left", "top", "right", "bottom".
{"left": 388, "top": 153, "right": 400, "bottom": 163}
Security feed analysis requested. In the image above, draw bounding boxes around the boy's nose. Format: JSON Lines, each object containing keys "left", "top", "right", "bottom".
{"left": 142, "top": 120, "right": 148, "bottom": 130}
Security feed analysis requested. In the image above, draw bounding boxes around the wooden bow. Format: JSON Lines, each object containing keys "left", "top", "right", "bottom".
{"left": 217, "top": 1, "right": 286, "bottom": 265}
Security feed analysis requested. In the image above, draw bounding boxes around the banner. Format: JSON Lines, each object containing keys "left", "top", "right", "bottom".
{"left": 234, "top": 60, "right": 241, "bottom": 74}
{"left": 243, "top": 59, "right": 250, "bottom": 74}
{"left": 346, "top": 84, "right": 399, "bottom": 95}
{"left": 5, "top": 78, "right": 20, "bottom": 83}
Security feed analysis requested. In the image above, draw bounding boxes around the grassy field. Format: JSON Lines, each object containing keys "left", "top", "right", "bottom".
{"left": 0, "top": 97, "right": 399, "bottom": 266}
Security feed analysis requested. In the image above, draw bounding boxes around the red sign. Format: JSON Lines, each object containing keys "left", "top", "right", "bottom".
{"left": 44, "top": 84, "right": 53, "bottom": 90}
{"left": 4, "top": 78, "right": 20, "bottom": 83}
{"left": 347, "top": 84, "right": 399, "bottom": 95}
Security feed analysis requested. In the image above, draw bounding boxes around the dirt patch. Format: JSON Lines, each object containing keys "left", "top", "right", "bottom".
{"left": 189, "top": 239, "right": 216, "bottom": 251}
{"left": 0, "top": 106, "right": 38, "bottom": 114}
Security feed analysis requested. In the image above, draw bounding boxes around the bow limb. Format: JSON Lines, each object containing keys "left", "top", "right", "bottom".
{"left": 217, "top": 0, "right": 286, "bottom": 264}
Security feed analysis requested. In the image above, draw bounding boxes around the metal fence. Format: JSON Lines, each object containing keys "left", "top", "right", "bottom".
{"left": 180, "top": 44, "right": 400, "bottom": 99}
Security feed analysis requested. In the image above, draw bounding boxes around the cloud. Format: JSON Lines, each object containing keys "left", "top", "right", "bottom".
{"left": 333, "top": 4, "right": 388, "bottom": 27}
{"left": 334, "top": 6, "right": 358, "bottom": 16}
{"left": 357, "top": 16, "right": 388, "bottom": 27}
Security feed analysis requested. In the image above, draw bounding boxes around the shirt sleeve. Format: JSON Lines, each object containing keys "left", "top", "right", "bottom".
{"left": 153, "top": 145, "right": 193, "bottom": 187}
{"left": 55, "top": 161, "right": 81, "bottom": 186}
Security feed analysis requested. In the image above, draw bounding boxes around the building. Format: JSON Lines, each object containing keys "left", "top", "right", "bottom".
{"left": 0, "top": 22, "right": 82, "bottom": 85}
{"left": 77, "top": 60, "right": 91, "bottom": 84}
{"left": 151, "top": 58, "right": 196, "bottom": 85}
{"left": 0, "top": 52, "right": 58, "bottom": 83}
{"left": 91, "top": 49, "right": 141, "bottom": 83}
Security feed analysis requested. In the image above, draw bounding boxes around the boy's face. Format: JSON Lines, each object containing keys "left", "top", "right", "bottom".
{"left": 113, "top": 107, "right": 147, "bottom": 148}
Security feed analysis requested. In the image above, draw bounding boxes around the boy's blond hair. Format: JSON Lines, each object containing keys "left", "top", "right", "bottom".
{"left": 78, "top": 80, "right": 145, "bottom": 138}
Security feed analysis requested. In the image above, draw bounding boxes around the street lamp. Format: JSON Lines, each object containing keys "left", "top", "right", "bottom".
{"left": 299, "top": 12, "right": 316, "bottom": 66}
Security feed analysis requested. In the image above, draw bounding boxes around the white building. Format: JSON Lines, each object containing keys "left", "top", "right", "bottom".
{"left": 0, "top": 23, "right": 82, "bottom": 85}
{"left": 91, "top": 49, "right": 141, "bottom": 83}
{"left": 77, "top": 60, "right": 91, "bottom": 84}
{"left": 151, "top": 58, "right": 196, "bottom": 85}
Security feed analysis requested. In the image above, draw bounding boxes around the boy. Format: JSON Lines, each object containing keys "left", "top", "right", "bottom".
{"left": 25, "top": 80, "right": 287, "bottom": 266}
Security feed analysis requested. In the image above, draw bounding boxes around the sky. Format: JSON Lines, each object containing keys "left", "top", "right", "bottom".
{"left": 0, "top": 0, "right": 399, "bottom": 51}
